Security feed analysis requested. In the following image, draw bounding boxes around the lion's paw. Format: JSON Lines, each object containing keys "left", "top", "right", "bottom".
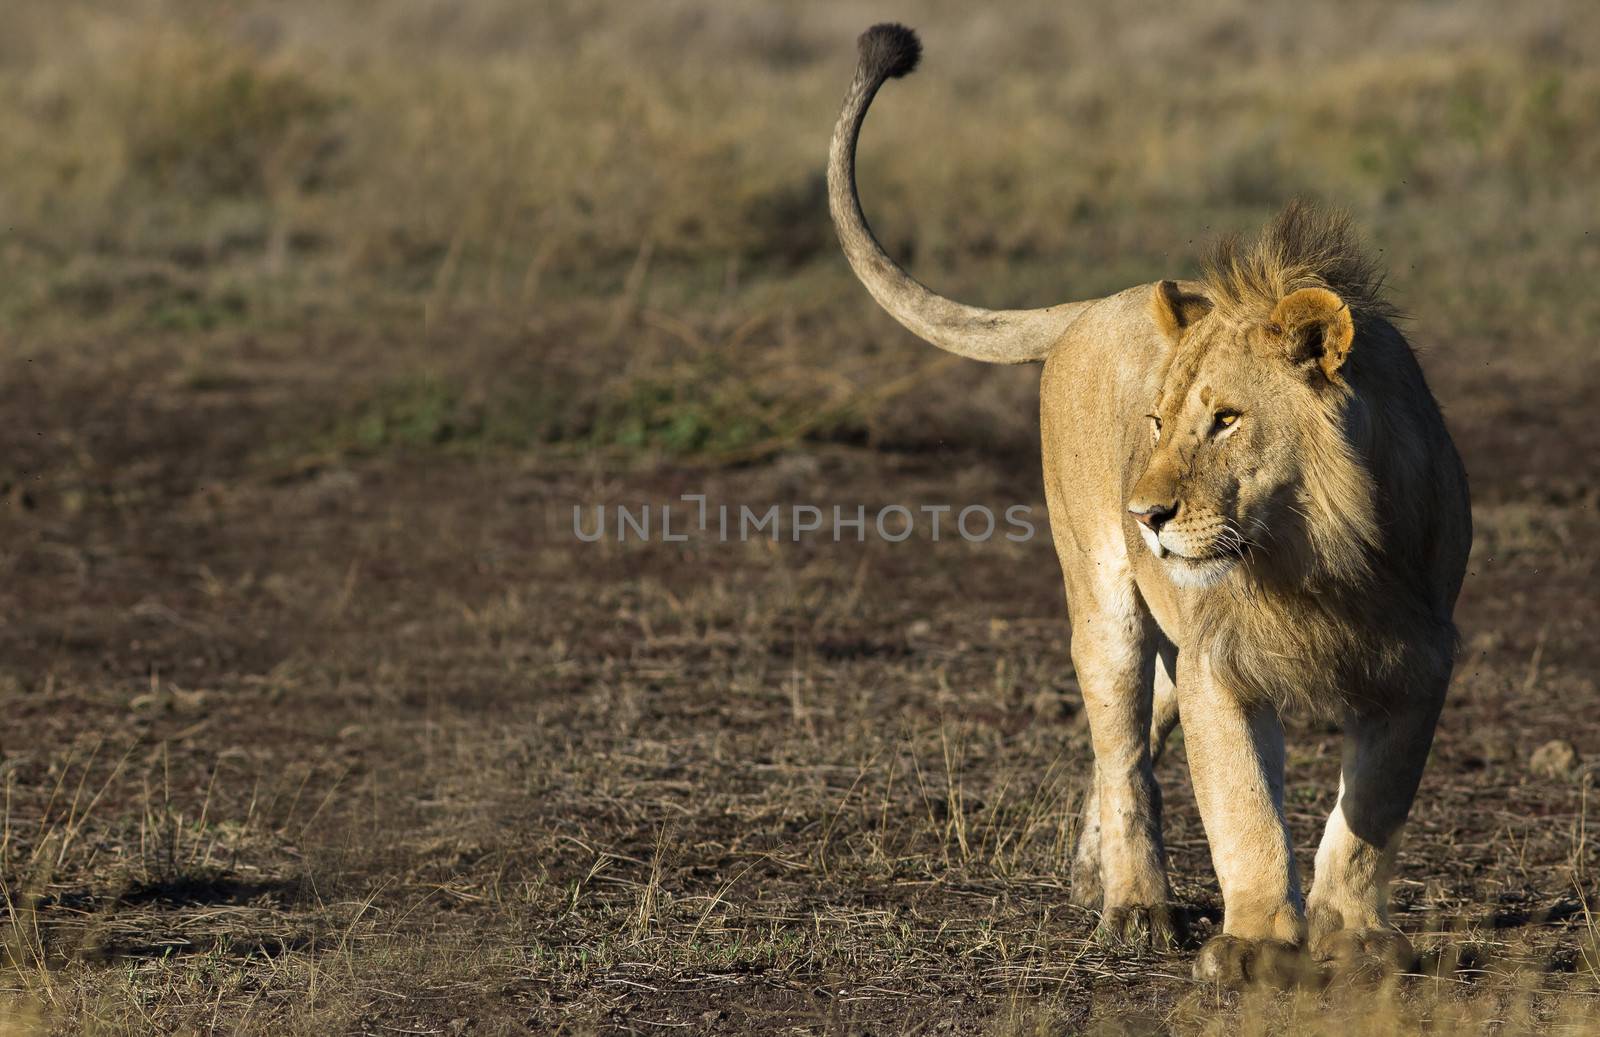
{"left": 1312, "top": 928, "right": 1417, "bottom": 984}
{"left": 1192, "top": 934, "right": 1309, "bottom": 989}
{"left": 1096, "top": 903, "right": 1182, "bottom": 953}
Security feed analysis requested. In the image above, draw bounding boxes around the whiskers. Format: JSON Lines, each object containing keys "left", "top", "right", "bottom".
{"left": 1218, "top": 519, "right": 1267, "bottom": 561}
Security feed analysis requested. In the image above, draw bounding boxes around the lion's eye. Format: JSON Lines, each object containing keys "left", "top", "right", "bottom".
{"left": 1148, "top": 414, "right": 1162, "bottom": 440}
{"left": 1213, "top": 410, "right": 1240, "bottom": 432}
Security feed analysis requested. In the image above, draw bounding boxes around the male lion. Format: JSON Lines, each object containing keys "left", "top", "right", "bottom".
{"left": 827, "top": 24, "right": 1470, "bottom": 986}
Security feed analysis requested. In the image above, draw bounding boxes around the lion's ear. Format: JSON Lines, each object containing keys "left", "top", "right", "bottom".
{"left": 1150, "top": 280, "right": 1212, "bottom": 342}
{"left": 1269, "top": 287, "right": 1355, "bottom": 381}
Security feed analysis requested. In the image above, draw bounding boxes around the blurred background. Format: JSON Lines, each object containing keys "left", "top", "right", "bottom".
{"left": 1, "top": 1, "right": 1597, "bottom": 1032}
{"left": 5, "top": 0, "right": 1597, "bottom": 464}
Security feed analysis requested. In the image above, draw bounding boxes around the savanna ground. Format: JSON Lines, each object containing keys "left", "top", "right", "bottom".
{"left": 1, "top": 1, "right": 1598, "bottom": 1033}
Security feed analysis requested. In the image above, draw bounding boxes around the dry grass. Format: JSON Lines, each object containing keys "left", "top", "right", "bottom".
{"left": 0, "top": 0, "right": 1597, "bottom": 1033}
{"left": 0, "top": 445, "right": 1593, "bottom": 1032}
{"left": 4, "top": 0, "right": 1599, "bottom": 461}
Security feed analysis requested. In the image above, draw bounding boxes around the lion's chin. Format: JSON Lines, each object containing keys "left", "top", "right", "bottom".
{"left": 1164, "top": 553, "right": 1239, "bottom": 590}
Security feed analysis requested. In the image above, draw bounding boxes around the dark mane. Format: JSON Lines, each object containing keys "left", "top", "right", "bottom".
{"left": 1202, "top": 200, "right": 1398, "bottom": 323}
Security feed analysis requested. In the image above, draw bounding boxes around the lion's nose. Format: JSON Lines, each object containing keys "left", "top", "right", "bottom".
{"left": 1129, "top": 501, "right": 1178, "bottom": 533}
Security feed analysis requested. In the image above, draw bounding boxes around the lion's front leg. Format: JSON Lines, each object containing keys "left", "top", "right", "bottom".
{"left": 1306, "top": 675, "right": 1448, "bottom": 976}
{"left": 1180, "top": 654, "right": 1307, "bottom": 986}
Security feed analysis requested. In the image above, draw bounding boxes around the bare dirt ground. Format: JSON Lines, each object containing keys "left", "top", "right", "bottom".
{"left": 3, "top": 1, "right": 1599, "bottom": 1032}
{"left": 0, "top": 308, "right": 1596, "bottom": 1034}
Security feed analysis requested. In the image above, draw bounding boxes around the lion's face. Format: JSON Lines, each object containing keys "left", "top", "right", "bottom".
{"left": 1128, "top": 283, "right": 1357, "bottom": 589}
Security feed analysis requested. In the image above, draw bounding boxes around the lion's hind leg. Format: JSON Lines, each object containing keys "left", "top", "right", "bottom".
{"left": 1071, "top": 639, "right": 1179, "bottom": 913}
{"left": 1066, "top": 572, "right": 1177, "bottom": 950}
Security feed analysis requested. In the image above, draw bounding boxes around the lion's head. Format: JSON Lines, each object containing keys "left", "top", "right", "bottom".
{"left": 1126, "top": 203, "right": 1392, "bottom": 591}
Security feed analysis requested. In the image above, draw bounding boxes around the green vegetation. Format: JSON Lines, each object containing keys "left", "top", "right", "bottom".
{"left": 4, "top": 1, "right": 1598, "bottom": 466}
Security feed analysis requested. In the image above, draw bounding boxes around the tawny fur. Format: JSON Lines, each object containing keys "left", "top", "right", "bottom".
{"left": 827, "top": 23, "right": 1472, "bottom": 981}
{"left": 1202, "top": 200, "right": 1397, "bottom": 325}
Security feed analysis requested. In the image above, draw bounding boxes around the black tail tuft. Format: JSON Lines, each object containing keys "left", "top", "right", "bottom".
{"left": 857, "top": 23, "right": 920, "bottom": 81}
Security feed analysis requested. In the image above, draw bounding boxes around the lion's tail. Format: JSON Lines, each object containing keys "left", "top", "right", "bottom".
{"left": 826, "top": 24, "right": 1098, "bottom": 364}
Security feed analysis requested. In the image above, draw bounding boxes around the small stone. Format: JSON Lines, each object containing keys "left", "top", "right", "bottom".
{"left": 1529, "top": 739, "right": 1578, "bottom": 779}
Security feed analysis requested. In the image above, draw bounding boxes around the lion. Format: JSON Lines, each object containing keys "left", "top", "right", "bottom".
{"left": 827, "top": 24, "right": 1471, "bottom": 986}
